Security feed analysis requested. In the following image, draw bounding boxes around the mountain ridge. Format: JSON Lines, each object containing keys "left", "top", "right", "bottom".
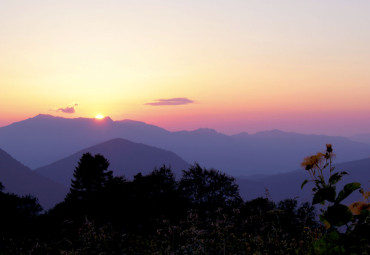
{"left": 0, "top": 148, "right": 67, "bottom": 209}
{"left": 35, "top": 138, "right": 190, "bottom": 187}
{"left": 2, "top": 114, "right": 370, "bottom": 176}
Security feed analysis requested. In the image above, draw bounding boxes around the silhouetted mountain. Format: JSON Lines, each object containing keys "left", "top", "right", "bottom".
{"left": 35, "top": 138, "right": 189, "bottom": 187}
{"left": 2, "top": 114, "right": 370, "bottom": 175}
{"left": 0, "top": 148, "right": 67, "bottom": 209}
{"left": 237, "top": 157, "right": 370, "bottom": 203}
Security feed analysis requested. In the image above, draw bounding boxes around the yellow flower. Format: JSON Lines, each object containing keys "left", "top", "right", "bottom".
{"left": 301, "top": 152, "right": 325, "bottom": 170}
{"left": 323, "top": 220, "right": 331, "bottom": 229}
{"left": 349, "top": 201, "right": 370, "bottom": 215}
{"left": 360, "top": 189, "right": 370, "bottom": 200}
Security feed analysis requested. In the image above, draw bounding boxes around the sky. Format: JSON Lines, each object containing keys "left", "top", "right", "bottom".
{"left": 1, "top": 0, "right": 370, "bottom": 136}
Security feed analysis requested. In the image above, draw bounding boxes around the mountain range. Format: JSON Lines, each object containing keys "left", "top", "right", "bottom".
{"left": 1, "top": 114, "right": 370, "bottom": 176}
{"left": 1, "top": 113, "right": 369, "bottom": 209}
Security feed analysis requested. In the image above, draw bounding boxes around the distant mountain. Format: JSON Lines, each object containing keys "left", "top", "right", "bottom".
{"left": 156, "top": 128, "right": 370, "bottom": 176}
{"left": 2, "top": 114, "right": 370, "bottom": 176}
{"left": 350, "top": 133, "right": 370, "bottom": 144}
{"left": 0, "top": 148, "right": 67, "bottom": 209}
{"left": 35, "top": 138, "right": 190, "bottom": 187}
{"left": 237, "top": 157, "right": 370, "bottom": 203}
{"left": 0, "top": 114, "right": 168, "bottom": 169}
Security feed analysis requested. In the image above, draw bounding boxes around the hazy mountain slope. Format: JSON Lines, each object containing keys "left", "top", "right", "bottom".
{"left": 2, "top": 114, "right": 370, "bottom": 175}
{"left": 350, "top": 133, "right": 370, "bottom": 144}
{"left": 35, "top": 138, "right": 189, "bottom": 187}
{"left": 237, "top": 157, "right": 370, "bottom": 203}
{"left": 158, "top": 129, "right": 370, "bottom": 176}
{"left": 0, "top": 148, "right": 67, "bottom": 209}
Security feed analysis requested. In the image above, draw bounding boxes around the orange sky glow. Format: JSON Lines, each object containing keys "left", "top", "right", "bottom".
{"left": 1, "top": 1, "right": 370, "bottom": 136}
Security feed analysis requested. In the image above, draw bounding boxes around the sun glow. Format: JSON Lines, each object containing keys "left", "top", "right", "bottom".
{"left": 95, "top": 114, "right": 104, "bottom": 119}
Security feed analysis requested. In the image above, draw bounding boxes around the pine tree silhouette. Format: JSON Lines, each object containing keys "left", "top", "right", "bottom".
{"left": 67, "top": 153, "right": 113, "bottom": 201}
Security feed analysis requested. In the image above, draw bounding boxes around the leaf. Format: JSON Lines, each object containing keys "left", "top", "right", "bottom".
{"left": 336, "top": 182, "right": 361, "bottom": 203}
{"left": 328, "top": 173, "right": 342, "bottom": 185}
{"left": 301, "top": 179, "right": 309, "bottom": 190}
{"left": 314, "top": 231, "right": 342, "bottom": 254}
{"left": 313, "top": 187, "right": 336, "bottom": 205}
{"left": 325, "top": 230, "right": 340, "bottom": 242}
{"left": 324, "top": 204, "right": 352, "bottom": 227}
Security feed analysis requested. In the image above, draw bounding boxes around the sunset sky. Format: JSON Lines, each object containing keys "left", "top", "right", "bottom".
{"left": 1, "top": 1, "right": 370, "bottom": 135}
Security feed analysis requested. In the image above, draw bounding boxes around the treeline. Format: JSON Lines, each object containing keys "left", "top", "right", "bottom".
{"left": 0, "top": 153, "right": 321, "bottom": 254}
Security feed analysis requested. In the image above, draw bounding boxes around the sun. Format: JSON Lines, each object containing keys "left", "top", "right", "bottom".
{"left": 95, "top": 114, "right": 104, "bottom": 119}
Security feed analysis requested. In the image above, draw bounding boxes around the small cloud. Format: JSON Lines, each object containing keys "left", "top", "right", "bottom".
{"left": 57, "top": 103, "right": 78, "bottom": 114}
{"left": 145, "top": 97, "right": 194, "bottom": 106}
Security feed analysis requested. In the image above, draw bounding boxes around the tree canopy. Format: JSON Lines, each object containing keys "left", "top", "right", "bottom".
{"left": 179, "top": 163, "right": 242, "bottom": 211}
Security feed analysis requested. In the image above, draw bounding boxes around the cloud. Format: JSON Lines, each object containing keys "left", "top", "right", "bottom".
{"left": 57, "top": 103, "right": 78, "bottom": 114}
{"left": 145, "top": 97, "right": 194, "bottom": 106}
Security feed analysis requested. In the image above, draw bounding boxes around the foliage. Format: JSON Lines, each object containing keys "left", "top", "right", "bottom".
{"left": 122, "top": 165, "right": 186, "bottom": 233}
{"left": 0, "top": 184, "right": 43, "bottom": 254}
{"left": 63, "top": 219, "right": 122, "bottom": 255}
{"left": 241, "top": 198, "right": 319, "bottom": 255}
{"left": 302, "top": 144, "right": 370, "bottom": 254}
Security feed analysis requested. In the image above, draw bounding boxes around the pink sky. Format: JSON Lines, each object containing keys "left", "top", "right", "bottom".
{"left": 1, "top": 1, "right": 370, "bottom": 136}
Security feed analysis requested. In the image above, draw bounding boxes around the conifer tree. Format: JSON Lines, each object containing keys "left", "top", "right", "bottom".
{"left": 67, "top": 153, "right": 113, "bottom": 201}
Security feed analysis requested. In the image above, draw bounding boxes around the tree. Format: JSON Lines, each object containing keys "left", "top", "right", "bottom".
{"left": 0, "top": 183, "right": 42, "bottom": 249}
{"left": 179, "top": 163, "right": 242, "bottom": 212}
{"left": 123, "top": 166, "right": 185, "bottom": 232}
{"left": 67, "top": 153, "right": 114, "bottom": 202}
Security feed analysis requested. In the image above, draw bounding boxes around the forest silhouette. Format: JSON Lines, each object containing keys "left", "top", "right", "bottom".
{"left": 0, "top": 148, "right": 369, "bottom": 254}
